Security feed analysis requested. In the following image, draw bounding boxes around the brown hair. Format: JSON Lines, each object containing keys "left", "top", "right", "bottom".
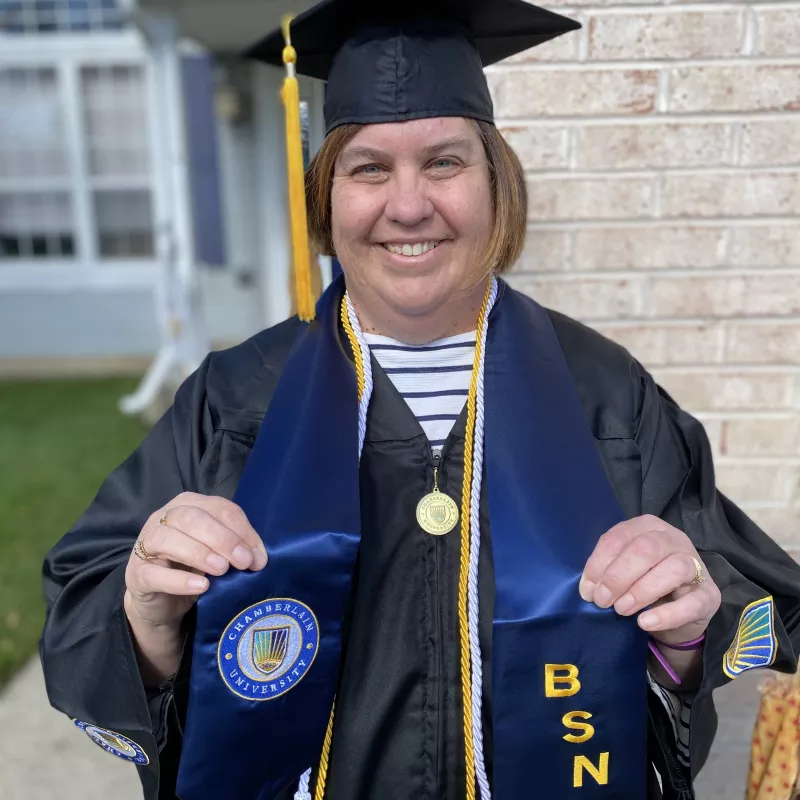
{"left": 305, "top": 119, "right": 528, "bottom": 275}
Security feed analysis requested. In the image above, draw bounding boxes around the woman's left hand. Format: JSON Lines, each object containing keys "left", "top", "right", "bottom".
{"left": 579, "top": 515, "right": 722, "bottom": 648}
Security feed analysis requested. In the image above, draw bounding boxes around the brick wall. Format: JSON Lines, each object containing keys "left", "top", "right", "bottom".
{"left": 490, "top": 1, "right": 800, "bottom": 551}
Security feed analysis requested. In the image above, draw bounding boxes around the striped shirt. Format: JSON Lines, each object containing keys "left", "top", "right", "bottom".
{"left": 366, "top": 329, "right": 693, "bottom": 769}
{"left": 365, "top": 330, "right": 476, "bottom": 451}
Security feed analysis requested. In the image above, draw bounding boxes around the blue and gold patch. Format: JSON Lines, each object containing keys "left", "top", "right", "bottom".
{"left": 723, "top": 596, "right": 777, "bottom": 679}
{"left": 73, "top": 720, "right": 149, "bottom": 765}
{"left": 218, "top": 597, "right": 319, "bottom": 701}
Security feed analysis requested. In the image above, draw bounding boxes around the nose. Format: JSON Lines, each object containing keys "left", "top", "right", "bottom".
{"left": 384, "top": 171, "right": 435, "bottom": 227}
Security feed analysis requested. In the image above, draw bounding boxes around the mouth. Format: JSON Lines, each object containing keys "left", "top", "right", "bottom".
{"left": 381, "top": 240, "right": 444, "bottom": 258}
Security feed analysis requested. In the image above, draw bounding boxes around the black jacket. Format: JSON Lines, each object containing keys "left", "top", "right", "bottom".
{"left": 41, "top": 296, "right": 800, "bottom": 800}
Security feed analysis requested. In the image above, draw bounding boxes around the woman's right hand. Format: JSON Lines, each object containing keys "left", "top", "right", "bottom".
{"left": 123, "top": 492, "right": 268, "bottom": 683}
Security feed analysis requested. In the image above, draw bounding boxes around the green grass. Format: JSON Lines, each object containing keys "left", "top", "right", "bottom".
{"left": 0, "top": 378, "right": 147, "bottom": 687}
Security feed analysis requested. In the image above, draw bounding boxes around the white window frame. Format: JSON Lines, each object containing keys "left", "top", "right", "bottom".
{"left": 0, "top": 30, "right": 164, "bottom": 291}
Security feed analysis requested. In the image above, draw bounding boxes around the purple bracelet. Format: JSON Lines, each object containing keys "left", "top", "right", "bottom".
{"left": 660, "top": 633, "right": 707, "bottom": 652}
{"left": 648, "top": 633, "right": 706, "bottom": 686}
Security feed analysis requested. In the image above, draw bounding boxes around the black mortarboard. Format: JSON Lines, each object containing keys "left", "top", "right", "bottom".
{"left": 246, "top": 0, "right": 580, "bottom": 133}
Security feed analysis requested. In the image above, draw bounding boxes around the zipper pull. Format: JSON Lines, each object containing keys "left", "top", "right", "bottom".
{"left": 432, "top": 452, "right": 441, "bottom": 494}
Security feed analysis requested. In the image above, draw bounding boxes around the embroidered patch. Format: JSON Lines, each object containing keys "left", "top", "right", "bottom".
{"left": 723, "top": 596, "right": 777, "bottom": 679}
{"left": 218, "top": 597, "right": 319, "bottom": 701}
{"left": 73, "top": 720, "right": 149, "bottom": 765}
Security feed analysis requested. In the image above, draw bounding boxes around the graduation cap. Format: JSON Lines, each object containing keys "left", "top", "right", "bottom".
{"left": 247, "top": 0, "right": 581, "bottom": 133}
{"left": 244, "top": 0, "right": 579, "bottom": 322}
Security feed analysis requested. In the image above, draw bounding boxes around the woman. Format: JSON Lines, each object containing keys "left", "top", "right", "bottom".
{"left": 41, "top": 2, "right": 800, "bottom": 799}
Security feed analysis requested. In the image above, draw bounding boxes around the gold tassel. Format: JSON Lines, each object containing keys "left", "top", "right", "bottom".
{"left": 281, "top": 15, "right": 316, "bottom": 322}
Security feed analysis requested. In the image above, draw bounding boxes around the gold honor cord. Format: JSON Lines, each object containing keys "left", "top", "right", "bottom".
{"left": 314, "top": 701, "right": 336, "bottom": 800}
{"left": 312, "top": 286, "right": 493, "bottom": 798}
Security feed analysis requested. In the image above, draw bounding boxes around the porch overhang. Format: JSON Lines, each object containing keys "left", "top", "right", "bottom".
{"left": 124, "top": 0, "right": 316, "bottom": 55}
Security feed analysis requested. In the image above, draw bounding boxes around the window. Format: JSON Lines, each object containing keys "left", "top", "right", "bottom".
{"left": 94, "top": 189, "right": 153, "bottom": 257}
{"left": 81, "top": 65, "right": 155, "bottom": 257}
{"left": 0, "top": 57, "right": 155, "bottom": 264}
{"left": 0, "top": 66, "right": 77, "bottom": 259}
{"left": 0, "top": 192, "right": 74, "bottom": 256}
{"left": 0, "top": 67, "right": 67, "bottom": 179}
{"left": 82, "top": 65, "right": 150, "bottom": 177}
{"left": 0, "top": 0, "right": 125, "bottom": 35}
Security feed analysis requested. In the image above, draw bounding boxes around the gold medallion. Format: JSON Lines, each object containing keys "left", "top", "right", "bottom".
{"left": 417, "top": 490, "right": 459, "bottom": 535}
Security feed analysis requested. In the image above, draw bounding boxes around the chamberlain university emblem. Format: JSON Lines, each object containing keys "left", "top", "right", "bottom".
{"left": 73, "top": 720, "right": 149, "bottom": 764}
{"left": 218, "top": 598, "right": 319, "bottom": 700}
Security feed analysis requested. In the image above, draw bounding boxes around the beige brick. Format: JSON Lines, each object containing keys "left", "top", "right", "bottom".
{"left": 488, "top": 68, "right": 658, "bottom": 118}
{"left": 742, "top": 275, "right": 800, "bottom": 316}
{"left": 514, "top": 229, "right": 573, "bottom": 272}
{"left": 594, "top": 323, "right": 725, "bottom": 365}
{"left": 588, "top": 10, "right": 743, "bottom": 61}
{"left": 499, "top": 125, "right": 570, "bottom": 171}
{"left": 576, "top": 122, "right": 730, "bottom": 170}
{"left": 755, "top": 8, "right": 800, "bottom": 57}
{"left": 747, "top": 506, "right": 800, "bottom": 545}
{"left": 652, "top": 274, "right": 800, "bottom": 320}
{"left": 504, "top": 31, "right": 578, "bottom": 63}
{"left": 528, "top": 176, "right": 655, "bottom": 221}
{"left": 715, "top": 463, "right": 798, "bottom": 504}
{"left": 575, "top": 226, "right": 725, "bottom": 270}
{"left": 670, "top": 66, "right": 800, "bottom": 113}
{"left": 729, "top": 225, "right": 800, "bottom": 267}
{"left": 508, "top": 275, "right": 644, "bottom": 320}
{"left": 651, "top": 369, "right": 794, "bottom": 411}
{"left": 727, "top": 323, "right": 800, "bottom": 364}
{"left": 694, "top": 416, "right": 724, "bottom": 454}
{"left": 740, "top": 119, "right": 800, "bottom": 167}
{"left": 649, "top": 276, "right": 746, "bottom": 318}
{"left": 721, "top": 418, "right": 800, "bottom": 456}
{"left": 661, "top": 172, "right": 800, "bottom": 218}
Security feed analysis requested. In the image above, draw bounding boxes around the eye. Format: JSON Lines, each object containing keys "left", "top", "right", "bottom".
{"left": 353, "top": 164, "right": 386, "bottom": 179}
{"left": 427, "top": 157, "right": 461, "bottom": 176}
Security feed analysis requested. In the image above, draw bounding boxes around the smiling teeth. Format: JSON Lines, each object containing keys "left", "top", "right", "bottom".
{"left": 384, "top": 241, "right": 439, "bottom": 256}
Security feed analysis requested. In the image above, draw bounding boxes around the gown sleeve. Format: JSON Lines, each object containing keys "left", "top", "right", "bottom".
{"left": 633, "top": 362, "right": 800, "bottom": 783}
{"left": 39, "top": 356, "right": 215, "bottom": 799}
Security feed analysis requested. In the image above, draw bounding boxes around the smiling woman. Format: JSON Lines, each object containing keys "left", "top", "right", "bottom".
{"left": 304, "top": 117, "right": 528, "bottom": 344}
{"left": 306, "top": 118, "right": 527, "bottom": 274}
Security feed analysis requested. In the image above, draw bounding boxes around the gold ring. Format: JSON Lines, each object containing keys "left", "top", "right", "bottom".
{"left": 133, "top": 539, "right": 156, "bottom": 561}
{"left": 691, "top": 556, "right": 706, "bottom": 585}
{"left": 159, "top": 511, "right": 169, "bottom": 526}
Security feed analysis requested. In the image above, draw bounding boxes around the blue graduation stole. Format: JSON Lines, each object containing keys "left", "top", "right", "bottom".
{"left": 177, "top": 277, "right": 649, "bottom": 799}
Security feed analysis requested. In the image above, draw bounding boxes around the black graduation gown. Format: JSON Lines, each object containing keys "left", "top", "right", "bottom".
{"left": 41, "top": 290, "right": 800, "bottom": 800}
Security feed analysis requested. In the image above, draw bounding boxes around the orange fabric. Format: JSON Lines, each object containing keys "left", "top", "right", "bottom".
{"left": 748, "top": 676, "right": 800, "bottom": 800}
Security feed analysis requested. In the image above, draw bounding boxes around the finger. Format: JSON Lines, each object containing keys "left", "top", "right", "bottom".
{"left": 161, "top": 493, "right": 265, "bottom": 556}
{"left": 590, "top": 528, "right": 687, "bottom": 609}
{"left": 637, "top": 585, "right": 718, "bottom": 633}
{"left": 131, "top": 562, "right": 209, "bottom": 596}
{"left": 612, "top": 552, "right": 699, "bottom": 616}
{"left": 139, "top": 525, "right": 234, "bottom": 576}
{"left": 580, "top": 516, "right": 671, "bottom": 601}
{"left": 152, "top": 505, "right": 265, "bottom": 571}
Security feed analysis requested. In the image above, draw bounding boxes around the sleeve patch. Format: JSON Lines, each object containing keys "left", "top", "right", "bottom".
{"left": 73, "top": 720, "right": 150, "bottom": 765}
{"left": 723, "top": 596, "right": 777, "bottom": 679}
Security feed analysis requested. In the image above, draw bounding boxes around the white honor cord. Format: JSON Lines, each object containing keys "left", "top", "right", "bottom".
{"left": 295, "top": 292, "right": 375, "bottom": 800}
{"left": 468, "top": 277, "right": 497, "bottom": 800}
{"left": 295, "top": 771, "right": 312, "bottom": 800}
